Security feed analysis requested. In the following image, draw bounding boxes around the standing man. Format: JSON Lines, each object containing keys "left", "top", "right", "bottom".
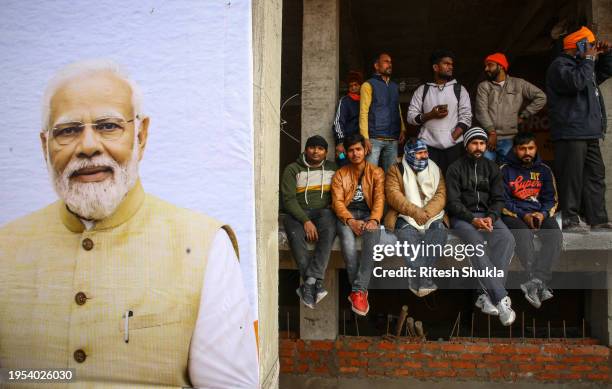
{"left": 384, "top": 139, "right": 447, "bottom": 297}
{"left": 333, "top": 71, "right": 363, "bottom": 167}
{"left": 332, "top": 133, "right": 384, "bottom": 316}
{"left": 281, "top": 135, "right": 337, "bottom": 309}
{"left": 546, "top": 26, "right": 612, "bottom": 231}
{"left": 501, "top": 132, "right": 561, "bottom": 308}
{"left": 359, "top": 53, "right": 407, "bottom": 173}
{"left": 446, "top": 127, "right": 516, "bottom": 326}
{"left": 476, "top": 53, "right": 547, "bottom": 164}
{"left": 407, "top": 50, "right": 472, "bottom": 174}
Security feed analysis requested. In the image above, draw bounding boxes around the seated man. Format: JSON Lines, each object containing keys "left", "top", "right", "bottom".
{"left": 446, "top": 127, "right": 516, "bottom": 326}
{"left": 384, "top": 139, "right": 448, "bottom": 297}
{"left": 501, "top": 132, "right": 561, "bottom": 308}
{"left": 281, "top": 135, "right": 337, "bottom": 308}
{"left": 332, "top": 133, "right": 384, "bottom": 316}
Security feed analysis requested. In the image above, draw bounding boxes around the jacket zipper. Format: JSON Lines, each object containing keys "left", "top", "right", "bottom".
{"left": 474, "top": 161, "right": 480, "bottom": 211}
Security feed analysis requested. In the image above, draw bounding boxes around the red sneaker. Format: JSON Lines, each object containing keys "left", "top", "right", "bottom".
{"left": 348, "top": 290, "right": 369, "bottom": 316}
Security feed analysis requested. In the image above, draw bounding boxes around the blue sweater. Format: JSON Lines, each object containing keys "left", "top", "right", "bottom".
{"left": 500, "top": 151, "right": 558, "bottom": 219}
{"left": 332, "top": 95, "right": 360, "bottom": 144}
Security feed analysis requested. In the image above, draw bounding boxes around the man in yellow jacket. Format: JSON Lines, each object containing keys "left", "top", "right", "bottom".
{"left": 0, "top": 60, "right": 258, "bottom": 388}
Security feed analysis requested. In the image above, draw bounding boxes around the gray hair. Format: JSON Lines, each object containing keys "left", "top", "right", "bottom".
{"left": 41, "top": 59, "right": 143, "bottom": 132}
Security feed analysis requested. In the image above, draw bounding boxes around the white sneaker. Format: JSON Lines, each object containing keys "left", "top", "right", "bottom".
{"left": 475, "top": 293, "right": 499, "bottom": 316}
{"left": 496, "top": 296, "right": 516, "bottom": 326}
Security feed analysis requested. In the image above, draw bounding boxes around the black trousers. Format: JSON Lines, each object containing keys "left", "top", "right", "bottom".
{"left": 428, "top": 143, "right": 464, "bottom": 175}
{"left": 553, "top": 140, "right": 608, "bottom": 225}
{"left": 502, "top": 216, "right": 562, "bottom": 283}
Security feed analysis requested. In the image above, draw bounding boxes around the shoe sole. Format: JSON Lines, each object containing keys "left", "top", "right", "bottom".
{"left": 500, "top": 311, "right": 516, "bottom": 326}
{"left": 315, "top": 290, "right": 328, "bottom": 304}
{"left": 418, "top": 286, "right": 437, "bottom": 298}
{"left": 475, "top": 299, "right": 499, "bottom": 316}
{"left": 296, "top": 287, "right": 315, "bottom": 309}
{"left": 348, "top": 296, "right": 369, "bottom": 316}
{"left": 520, "top": 284, "right": 542, "bottom": 309}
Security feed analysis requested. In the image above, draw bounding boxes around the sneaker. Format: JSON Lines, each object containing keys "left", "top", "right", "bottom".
{"left": 591, "top": 222, "right": 612, "bottom": 231}
{"left": 418, "top": 277, "right": 437, "bottom": 297}
{"left": 408, "top": 277, "right": 420, "bottom": 297}
{"left": 539, "top": 286, "right": 554, "bottom": 302}
{"left": 475, "top": 293, "right": 499, "bottom": 316}
{"left": 562, "top": 220, "right": 589, "bottom": 233}
{"left": 348, "top": 290, "right": 369, "bottom": 316}
{"left": 296, "top": 283, "right": 316, "bottom": 309}
{"left": 315, "top": 279, "right": 328, "bottom": 304}
{"left": 496, "top": 296, "right": 516, "bottom": 326}
{"left": 520, "top": 279, "right": 542, "bottom": 308}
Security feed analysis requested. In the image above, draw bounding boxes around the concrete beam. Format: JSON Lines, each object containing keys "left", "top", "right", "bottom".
{"left": 300, "top": 267, "right": 339, "bottom": 340}
{"left": 301, "top": 0, "right": 340, "bottom": 150}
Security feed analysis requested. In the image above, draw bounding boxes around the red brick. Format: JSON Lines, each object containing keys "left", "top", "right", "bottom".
{"left": 570, "top": 346, "right": 609, "bottom": 356}
{"left": 280, "top": 339, "right": 295, "bottom": 350}
{"left": 428, "top": 360, "right": 450, "bottom": 368}
{"left": 561, "top": 373, "right": 582, "bottom": 380}
{"left": 570, "top": 365, "right": 594, "bottom": 372}
{"left": 350, "top": 359, "right": 368, "bottom": 367}
{"left": 393, "top": 369, "right": 411, "bottom": 376}
{"left": 465, "top": 344, "right": 491, "bottom": 353}
{"left": 544, "top": 364, "right": 566, "bottom": 371}
{"left": 492, "top": 345, "right": 515, "bottom": 354}
{"left": 338, "top": 351, "right": 358, "bottom": 358}
{"left": 457, "top": 370, "right": 477, "bottom": 378}
{"left": 410, "top": 353, "right": 433, "bottom": 360}
{"left": 398, "top": 343, "right": 422, "bottom": 351}
{"left": 432, "top": 369, "right": 457, "bottom": 377}
{"left": 597, "top": 365, "right": 610, "bottom": 372}
{"left": 350, "top": 342, "right": 370, "bottom": 351}
{"left": 510, "top": 354, "right": 531, "bottom": 362}
{"left": 298, "top": 351, "right": 318, "bottom": 360}
{"left": 422, "top": 343, "right": 441, "bottom": 351}
{"left": 380, "top": 361, "right": 400, "bottom": 368}
{"left": 310, "top": 340, "right": 334, "bottom": 351}
{"left": 586, "top": 373, "right": 610, "bottom": 381}
{"left": 378, "top": 341, "right": 396, "bottom": 351}
{"left": 295, "top": 364, "right": 308, "bottom": 374}
{"left": 484, "top": 354, "right": 507, "bottom": 363}
{"left": 534, "top": 355, "right": 556, "bottom": 362}
{"left": 296, "top": 340, "right": 305, "bottom": 351}
{"left": 536, "top": 372, "right": 561, "bottom": 381}
{"left": 413, "top": 369, "right": 432, "bottom": 378}
{"left": 384, "top": 352, "right": 405, "bottom": 359}
{"left": 402, "top": 361, "right": 422, "bottom": 369}
{"left": 280, "top": 364, "right": 294, "bottom": 374}
{"left": 312, "top": 365, "right": 329, "bottom": 375}
{"left": 442, "top": 343, "right": 465, "bottom": 352}
{"left": 335, "top": 340, "right": 343, "bottom": 350}
{"left": 362, "top": 352, "right": 380, "bottom": 358}
{"left": 280, "top": 357, "right": 294, "bottom": 366}
{"left": 542, "top": 345, "right": 566, "bottom": 355}
{"left": 518, "top": 364, "right": 542, "bottom": 372}
{"left": 339, "top": 367, "right": 359, "bottom": 374}
{"left": 451, "top": 361, "right": 476, "bottom": 369}
{"left": 280, "top": 348, "right": 295, "bottom": 357}
{"left": 514, "top": 345, "right": 540, "bottom": 354}
{"left": 460, "top": 353, "right": 482, "bottom": 360}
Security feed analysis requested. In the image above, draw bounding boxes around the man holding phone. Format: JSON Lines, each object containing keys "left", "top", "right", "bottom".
{"left": 408, "top": 49, "right": 472, "bottom": 174}
{"left": 500, "top": 132, "right": 561, "bottom": 308}
{"left": 546, "top": 26, "right": 612, "bottom": 232}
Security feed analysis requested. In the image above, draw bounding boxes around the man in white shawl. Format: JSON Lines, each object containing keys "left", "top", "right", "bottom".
{"left": 384, "top": 139, "right": 448, "bottom": 296}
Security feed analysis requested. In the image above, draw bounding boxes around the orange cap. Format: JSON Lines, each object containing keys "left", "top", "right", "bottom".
{"left": 485, "top": 53, "right": 509, "bottom": 71}
{"left": 563, "top": 26, "right": 596, "bottom": 50}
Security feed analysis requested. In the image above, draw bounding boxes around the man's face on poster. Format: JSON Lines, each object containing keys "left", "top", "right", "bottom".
{"left": 41, "top": 71, "right": 149, "bottom": 220}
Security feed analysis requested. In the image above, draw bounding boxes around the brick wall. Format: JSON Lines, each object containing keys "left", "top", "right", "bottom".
{"left": 280, "top": 337, "right": 610, "bottom": 383}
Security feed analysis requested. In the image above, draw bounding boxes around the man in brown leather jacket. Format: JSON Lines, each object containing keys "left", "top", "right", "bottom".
{"left": 384, "top": 139, "right": 447, "bottom": 297}
{"left": 331, "top": 133, "right": 384, "bottom": 316}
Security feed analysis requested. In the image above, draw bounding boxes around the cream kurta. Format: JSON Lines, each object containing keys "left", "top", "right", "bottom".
{"left": 0, "top": 181, "right": 239, "bottom": 388}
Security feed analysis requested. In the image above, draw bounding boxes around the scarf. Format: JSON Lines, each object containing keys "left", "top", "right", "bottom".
{"left": 404, "top": 139, "right": 428, "bottom": 172}
{"left": 399, "top": 158, "right": 444, "bottom": 230}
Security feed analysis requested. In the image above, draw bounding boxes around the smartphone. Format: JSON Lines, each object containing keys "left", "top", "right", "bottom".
{"left": 338, "top": 152, "right": 346, "bottom": 160}
{"left": 438, "top": 104, "right": 448, "bottom": 111}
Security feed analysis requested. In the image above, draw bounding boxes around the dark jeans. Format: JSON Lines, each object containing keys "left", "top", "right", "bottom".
{"left": 428, "top": 143, "right": 464, "bottom": 175}
{"left": 554, "top": 139, "right": 608, "bottom": 225}
{"left": 502, "top": 216, "right": 562, "bottom": 283}
{"left": 451, "top": 213, "right": 515, "bottom": 304}
{"left": 394, "top": 219, "right": 448, "bottom": 277}
{"left": 336, "top": 209, "right": 381, "bottom": 291}
{"left": 284, "top": 208, "right": 336, "bottom": 280}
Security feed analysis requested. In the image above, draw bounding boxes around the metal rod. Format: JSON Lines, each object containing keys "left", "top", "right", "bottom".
{"left": 582, "top": 318, "right": 585, "bottom": 339}
{"left": 343, "top": 310, "right": 346, "bottom": 336}
{"left": 521, "top": 312, "right": 525, "bottom": 341}
{"left": 547, "top": 321, "right": 551, "bottom": 340}
{"left": 470, "top": 312, "right": 474, "bottom": 339}
{"left": 386, "top": 314, "right": 391, "bottom": 336}
{"left": 396, "top": 305, "right": 409, "bottom": 337}
{"left": 449, "top": 312, "right": 460, "bottom": 340}
{"left": 532, "top": 318, "right": 536, "bottom": 339}
{"left": 562, "top": 320, "right": 566, "bottom": 339}
{"left": 457, "top": 312, "right": 461, "bottom": 338}
{"left": 487, "top": 314, "right": 491, "bottom": 342}
{"left": 355, "top": 314, "right": 360, "bottom": 337}
{"left": 287, "top": 311, "right": 290, "bottom": 339}
{"left": 509, "top": 321, "right": 512, "bottom": 340}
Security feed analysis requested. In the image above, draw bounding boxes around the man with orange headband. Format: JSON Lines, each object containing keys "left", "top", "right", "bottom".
{"left": 476, "top": 53, "right": 546, "bottom": 164}
{"left": 545, "top": 26, "right": 612, "bottom": 232}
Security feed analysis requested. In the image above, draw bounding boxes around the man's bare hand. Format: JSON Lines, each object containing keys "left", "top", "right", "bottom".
{"left": 426, "top": 105, "right": 448, "bottom": 120}
{"left": 335, "top": 144, "right": 345, "bottom": 159}
{"left": 451, "top": 127, "right": 463, "bottom": 141}
{"left": 472, "top": 217, "right": 493, "bottom": 232}
{"left": 304, "top": 220, "right": 319, "bottom": 242}
{"left": 487, "top": 132, "right": 497, "bottom": 151}
{"left": 532, "top": 212, "right": 544, "bottom": 229}
{"left": 414, "top": 209, "right": 429, "bottom": 225}
{"left": 523, "top": 213, "right": 536, "bottom": 229}
{"left": 364, "top": 138, "right": 372, "bottom": 155}
{"left": 348, "top": 219, "right": 365, "bottom": 236}
{"left": 482, "top": 217, "right": 494, "bottom": 232}
{"left": 363, "top": 220, "right": 379, "bottom": 231}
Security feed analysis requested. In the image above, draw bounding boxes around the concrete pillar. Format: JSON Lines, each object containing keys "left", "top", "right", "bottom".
{"left": 592, "top": 0, "right": 612, "bottom": 347}
{"left": 300, "top": 268, "right": 339, "bottom": 340}
{"left": 301, "top": 0, "right": 340, "bottom": 150}
{"left": 252, "top": 0, "right": 282, "bottom": 387}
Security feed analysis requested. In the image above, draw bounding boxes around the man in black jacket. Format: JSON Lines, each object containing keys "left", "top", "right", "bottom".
{"left": 446, "top": 127, "right": 516, "bottom": 326}
{"left": 546, "top": 26, "right": 612, "bottom": 232}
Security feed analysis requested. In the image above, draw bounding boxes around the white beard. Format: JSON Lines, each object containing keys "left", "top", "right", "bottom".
{"left": 48, "top": 141, "right": 140, "bottom": 221}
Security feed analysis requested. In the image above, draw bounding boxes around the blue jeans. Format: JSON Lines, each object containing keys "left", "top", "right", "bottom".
{"left": 367, "top": 138, "right": 398, "bottom": 173}
{"left": 336, "top": 209, "right": 382, "bottom": 291}
{"left": 394, "top": 219, "right": 448, "bottom": 276}
{"left": 484, "top": 138, "right": 513, "bottom": 164}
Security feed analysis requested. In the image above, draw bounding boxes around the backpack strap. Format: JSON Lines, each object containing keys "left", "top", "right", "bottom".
{"left": 453, "top": 82, "right": 462, "bottom": 102}
{"left": 421, "top": 84, "right": 430, "bottom": 106}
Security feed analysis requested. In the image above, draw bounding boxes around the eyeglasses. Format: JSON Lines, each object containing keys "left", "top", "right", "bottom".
{"left": 50, "top": 117, "right": 137, "bottom": 145}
